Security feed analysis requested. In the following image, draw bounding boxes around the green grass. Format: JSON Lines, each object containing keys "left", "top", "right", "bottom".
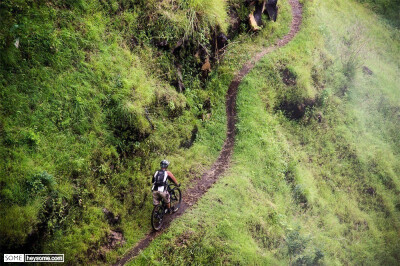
{"left": 0, "top": 0, "right": 229, "bottom": 262}
{"left": 1, "top": 0, "right": 398, "bottom": 264}
{"left": 0, "top": 0, "right": 292, "bottom": 263}
{"left": 356, "top": 0, "right": 400, "bottom": 28}
{"left": 130, "top": 0, "right": 400, "bottom": 264}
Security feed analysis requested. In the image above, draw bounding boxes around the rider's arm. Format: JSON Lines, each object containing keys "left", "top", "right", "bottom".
{"left": 166, "top": 171, "right": 179, "bottom": 186}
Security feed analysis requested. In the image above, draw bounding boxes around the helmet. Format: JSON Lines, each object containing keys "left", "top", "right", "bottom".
{"left": 160, "top": 160, "right": 170, "bottom": 169}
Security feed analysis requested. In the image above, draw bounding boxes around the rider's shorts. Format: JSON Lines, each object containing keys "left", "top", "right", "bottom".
{"left": 152, "top": 190, "right": 170, "bottom": 205}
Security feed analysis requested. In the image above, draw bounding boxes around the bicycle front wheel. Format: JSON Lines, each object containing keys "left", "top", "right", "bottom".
{"left": 170, "top": 187, "right": 182, "bottom": 213}
{"left": 151, "top": 205, "right": 164, "bottom": 231}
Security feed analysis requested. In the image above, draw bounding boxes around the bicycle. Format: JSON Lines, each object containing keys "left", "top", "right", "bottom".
{"left": 151, "top": 183, "right": 182, "bottom": 231}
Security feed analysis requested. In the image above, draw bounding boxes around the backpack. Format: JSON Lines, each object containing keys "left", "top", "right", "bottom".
{"left": 152, "top": 170, "right": 168, "bottom": 191}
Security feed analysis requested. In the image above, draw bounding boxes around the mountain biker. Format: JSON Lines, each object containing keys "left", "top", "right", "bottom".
{"left": 152, "top": 160, "right": 180, "bottom": 214}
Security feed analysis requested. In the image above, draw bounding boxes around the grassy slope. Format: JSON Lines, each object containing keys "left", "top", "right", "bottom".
{"left": 132, "top": 0, "right": 400, "bottom": 264}
{"left": 0, "top": 0, "right": 292, "bottom": 264}
{"left": 0, "top": 0, "right": 230, "bottom": 263}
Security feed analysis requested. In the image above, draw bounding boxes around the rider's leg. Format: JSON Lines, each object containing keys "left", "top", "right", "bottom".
{"left": 152, "top": 191, "right": 160, "bottom": 206}
{"left": 161, "top": 191, "right": 172, "bottom": 212}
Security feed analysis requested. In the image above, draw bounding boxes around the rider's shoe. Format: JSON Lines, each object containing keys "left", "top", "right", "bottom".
{"left": 168, "top": 208, "right": 173, "bottom": 214}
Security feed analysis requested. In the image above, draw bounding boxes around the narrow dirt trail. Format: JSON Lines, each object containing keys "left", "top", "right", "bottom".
{"left": 114, "top": 1, "right": 302, "bottom": 264}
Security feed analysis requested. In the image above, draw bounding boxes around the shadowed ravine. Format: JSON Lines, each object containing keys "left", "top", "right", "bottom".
{"left": 114, "top": 1, "right": 302, "bottom": 264}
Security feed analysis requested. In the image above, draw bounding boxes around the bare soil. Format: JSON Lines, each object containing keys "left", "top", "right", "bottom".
{"left": 114, "top": 1, "right": 302, "bottom": 264}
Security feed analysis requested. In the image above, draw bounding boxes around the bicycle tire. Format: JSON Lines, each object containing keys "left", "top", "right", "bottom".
{"left": 170, "top": 187, "right": 182, "bottom": 213}
{"left": 151, "top": 204, "right": 164, "bottom": 231}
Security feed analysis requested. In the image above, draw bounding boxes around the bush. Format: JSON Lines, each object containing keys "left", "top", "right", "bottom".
{"left": 0, "top": 0, "right": 238, "bottom": 262}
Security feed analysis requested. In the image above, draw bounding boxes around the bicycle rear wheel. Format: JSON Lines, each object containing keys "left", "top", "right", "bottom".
{"left": 170, "top": 187, "right": 182, "bottom": 213}
{"left": 151, "top": 205, "right": 164, "bottom": 231}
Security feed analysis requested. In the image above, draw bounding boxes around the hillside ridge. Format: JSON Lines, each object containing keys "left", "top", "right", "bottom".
{"left": 114, "top": 0, "right": 302, "bottom": 264}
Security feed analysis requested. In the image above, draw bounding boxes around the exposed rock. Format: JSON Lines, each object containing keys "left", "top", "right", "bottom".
{"left": 362, "top": 66, "right": 373, "bottom": 75}
{"left": 202, "top": 113, "right": 212, "bottom": 121}
{"left": 281, "top": 68, "right": 297, "bottom": 86}
{"left": 128, "top": 36, "right": 138, "bottom": 50}
{"left": 216, "top": 33, "right": 228, "bottom": 51}
{"left": 106, "top": 230, "right": 125, "bottom": 249}
{"left": 364, "top": 187, "right": 376, "bottom": 196}
{"left": 195, "top": 45, "right": 208, "bottom": 62}
{"left": 175, "top": 230, "right": 194, "bottom": 247}
{"left": 316, "top": 112, "right": 323, "bottom": 123}
{"left": 102, "top": 208, "right": 121, "bottom": 225}
{"left": 201, "top": 57, "right": 211, "bottom": 72}
{"left": 175, "top": 64, "right": 185, "bottom": 92}
{"left": 203, "top": 98, "right": 212, "bottom": 113}
{"left": 171, "top": 38, "right": 184, "bottom": 56}
{"left": 340, "top": 85, "right": 348, "bottom": 96}
{"left": 154, "top": 38, "right": 169, "bottom": 50}
{"left": 99, "top": 229, "right": 126, "bottom": 261}
{"left": 279, "top": 98, "right": 316, "bottom": 120}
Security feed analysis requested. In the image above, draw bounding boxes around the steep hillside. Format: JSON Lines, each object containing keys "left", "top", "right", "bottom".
{"left": 1, "top": 0, "right": 399, "bottom": 264}
{"left": 0, "top": 0, "right": 282, "bottom": 264}
{"left": 131, "top": 0, "right": 400, "bottom": 264}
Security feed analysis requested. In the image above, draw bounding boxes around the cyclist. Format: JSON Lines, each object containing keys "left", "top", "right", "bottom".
{"left": 152, "top": 160, "right": 180, "bottom": 213}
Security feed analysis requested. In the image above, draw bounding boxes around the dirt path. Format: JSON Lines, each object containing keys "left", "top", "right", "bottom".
{"left": 114, "top": 1, "right": 302, "bottom": 264}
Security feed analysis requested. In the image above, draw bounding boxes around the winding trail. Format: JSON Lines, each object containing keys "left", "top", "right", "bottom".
{"left": 114, "top": 1, "right": 302, "bottom": 264}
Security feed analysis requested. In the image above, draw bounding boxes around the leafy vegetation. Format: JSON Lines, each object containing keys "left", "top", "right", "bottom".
{"left": 0, "top": 0, "right": 284, "bottom": 263}
{"left": 131, "top": 0, "right": 400, "bottom": 264}
{"left": 1, "top": 0, "right": 398, "bottom": 264}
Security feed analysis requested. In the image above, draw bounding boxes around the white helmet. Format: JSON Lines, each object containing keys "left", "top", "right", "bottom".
{"left": 160, "top": 160, "right": 170, "bottom": 169}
